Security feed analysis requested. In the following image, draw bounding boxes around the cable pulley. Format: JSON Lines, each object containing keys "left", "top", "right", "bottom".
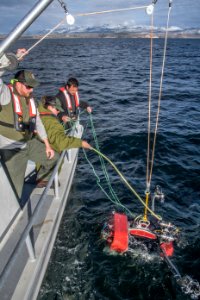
{"left": 66, "top": 14, "right": 75, "bottom": 25}
{"left": 146, "top": 4, "right": 154, "bottom": 15}
{"left": 57, "top": 0, "right": 75, "bottom": 25}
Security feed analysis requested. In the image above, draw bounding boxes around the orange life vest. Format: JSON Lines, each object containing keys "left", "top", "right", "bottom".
{"left": 59, "top": 87, "right": 80, "bottom": 112}
{"left": 8, "top": 84, "right": 37, "bottom": 132}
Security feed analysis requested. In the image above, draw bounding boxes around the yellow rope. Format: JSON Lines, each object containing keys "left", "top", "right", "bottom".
{"left": 91, "top": 147, "right": 162, "bottom": 221}
{"left": 143, "top": 191, "right": 150, "bottom": 221}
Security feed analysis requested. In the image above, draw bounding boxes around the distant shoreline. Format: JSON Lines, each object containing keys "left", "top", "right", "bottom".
{"left": 0, "top": 32, "right": 200, "bottom": 40}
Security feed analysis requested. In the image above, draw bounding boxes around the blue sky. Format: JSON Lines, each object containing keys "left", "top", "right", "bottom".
{"left": 0, "top": 0, "right": 199, "bottom": 34}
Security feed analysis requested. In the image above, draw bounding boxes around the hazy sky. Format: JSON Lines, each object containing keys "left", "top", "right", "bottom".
{"left": 0, "top": 0, "right": 199, "bottom": 34}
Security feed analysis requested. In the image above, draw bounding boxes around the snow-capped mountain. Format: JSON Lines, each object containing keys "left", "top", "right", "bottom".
{"left": 36, "top": 23, "right": 200, "bottom": 37}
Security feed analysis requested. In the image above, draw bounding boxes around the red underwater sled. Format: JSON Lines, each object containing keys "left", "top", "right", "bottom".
{"left": 129, "top": 228, "right": 157, "bottom": 240}
{"left": 106, "top": 212, "right": 174, "bottom": 257}
{"left": 110, "top": 213, "right": 128, "bottom": 253}
{"left": 160, "top": 241, "right": 174, "bottom": 257}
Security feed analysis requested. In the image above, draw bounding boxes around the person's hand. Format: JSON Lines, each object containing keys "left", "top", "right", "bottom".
{"left": 43, "top": 138, "right": 54, "bottom": 158}
{"left": 82, "top": 140, "right": 92, "bottom": 149}
{"left": 46, "top": 146, "right": 55, "bottom": 159}
{"left": 16, "top": 48, "right": 28, "bottom": 61}
{"left": 87, "top": 106, "right": 92, "bottom": 114}
{"left": 62, "top": 115, "right": 71, "bottom": 123}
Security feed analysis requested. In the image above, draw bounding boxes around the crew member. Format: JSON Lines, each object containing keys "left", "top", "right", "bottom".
{"left": 38, "top": 95, "right": 92, "bottom": 154}
{"left": 0, "top": 49, "right": 58, "bottom": 198}
{"left": 56, "top": 77, "right": 92, "bottom": 126}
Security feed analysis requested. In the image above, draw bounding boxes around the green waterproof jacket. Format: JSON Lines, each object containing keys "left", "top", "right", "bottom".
{"left": 38, "top": 103, "right": 82, "bottom": 153}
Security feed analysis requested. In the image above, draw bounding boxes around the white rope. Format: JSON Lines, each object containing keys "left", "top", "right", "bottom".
{"left": 146, "top": 12, "right": 154, "bottom": 192}
{"left": 18, "top": 18, "right": 66, "bottom": 60}
{"left": 75, "top": 6, "right": 149, "bottom": 17}
{"left": 17, "top": 4, "right": 150, "bottom": 59}
{"left": 148, "top": 4, "right": 172, "bottom": 185}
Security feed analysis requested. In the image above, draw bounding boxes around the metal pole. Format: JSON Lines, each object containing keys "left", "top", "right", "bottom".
{"left": 0, "top": 0, "right": 55, "bottom": 57}
{"left": 54, "top": 172, "right": 59, "bottom": 200}
{"left": 26, "top": 235, "right": 36, "bottom": 262}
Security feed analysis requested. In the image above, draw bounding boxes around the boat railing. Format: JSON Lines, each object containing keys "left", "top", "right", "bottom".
{"left": 0, "top": 121, "right": 82, "bottom": 289}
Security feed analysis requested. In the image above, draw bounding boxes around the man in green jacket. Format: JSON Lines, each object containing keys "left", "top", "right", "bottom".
{"left": 38, "top": 95, "right": 91, "bottom": 154}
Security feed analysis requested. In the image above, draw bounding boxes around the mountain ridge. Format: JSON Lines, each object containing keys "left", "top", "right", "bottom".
{"left": 0, "top": 24, "right": 199, "bottom": 39}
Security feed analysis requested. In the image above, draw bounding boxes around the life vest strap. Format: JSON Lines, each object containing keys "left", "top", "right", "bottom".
{"left": 6, "top": 84, "right": 37, "bottom": 133}
{"left": 39, "top": 112, "right": 57, "bottom": 118}
{"left": 0, "top": 120, "right": 14, "bottom": 128}
{"left": 0, "top": 120, "right": 31, "bottom": 131}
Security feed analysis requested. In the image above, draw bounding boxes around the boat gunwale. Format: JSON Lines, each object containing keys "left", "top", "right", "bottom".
{"left": 0, "top": 122, "right": 83, "bottom": 293}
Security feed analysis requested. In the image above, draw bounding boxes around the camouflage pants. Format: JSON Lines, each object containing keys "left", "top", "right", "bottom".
{"left": 0, "top": 137, "right": 59, "bottom": 199}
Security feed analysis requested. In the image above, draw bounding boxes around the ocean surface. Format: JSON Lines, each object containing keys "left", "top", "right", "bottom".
{"left": 11, "top": 38, "right": 200, "bottom": 300}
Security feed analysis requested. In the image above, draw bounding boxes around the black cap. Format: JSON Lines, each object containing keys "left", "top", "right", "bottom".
{"left": 43, "top": 96, "right": 64, "bottom": 112}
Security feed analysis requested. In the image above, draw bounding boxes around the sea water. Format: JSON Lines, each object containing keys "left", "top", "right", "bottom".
{"left": 9, "top": 38, "right": 200, "bottom": 300}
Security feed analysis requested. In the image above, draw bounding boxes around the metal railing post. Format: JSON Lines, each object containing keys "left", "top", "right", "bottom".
{"left": 26, "top": 235, "right": 36, "bottom": 261}
{"left": 54, "top": 172, "right": 59, "bottom": 200}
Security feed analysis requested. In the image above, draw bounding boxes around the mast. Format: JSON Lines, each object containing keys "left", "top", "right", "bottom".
{"left": 0, "top": 0, "right": 55, "bottom": 57}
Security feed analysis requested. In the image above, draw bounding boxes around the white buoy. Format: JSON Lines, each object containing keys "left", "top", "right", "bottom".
{"left": 66, "top": 14, "right": 75, "bottom": 25}
{"left": 146, "top": 4, "right": 154, "bottom": 15}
